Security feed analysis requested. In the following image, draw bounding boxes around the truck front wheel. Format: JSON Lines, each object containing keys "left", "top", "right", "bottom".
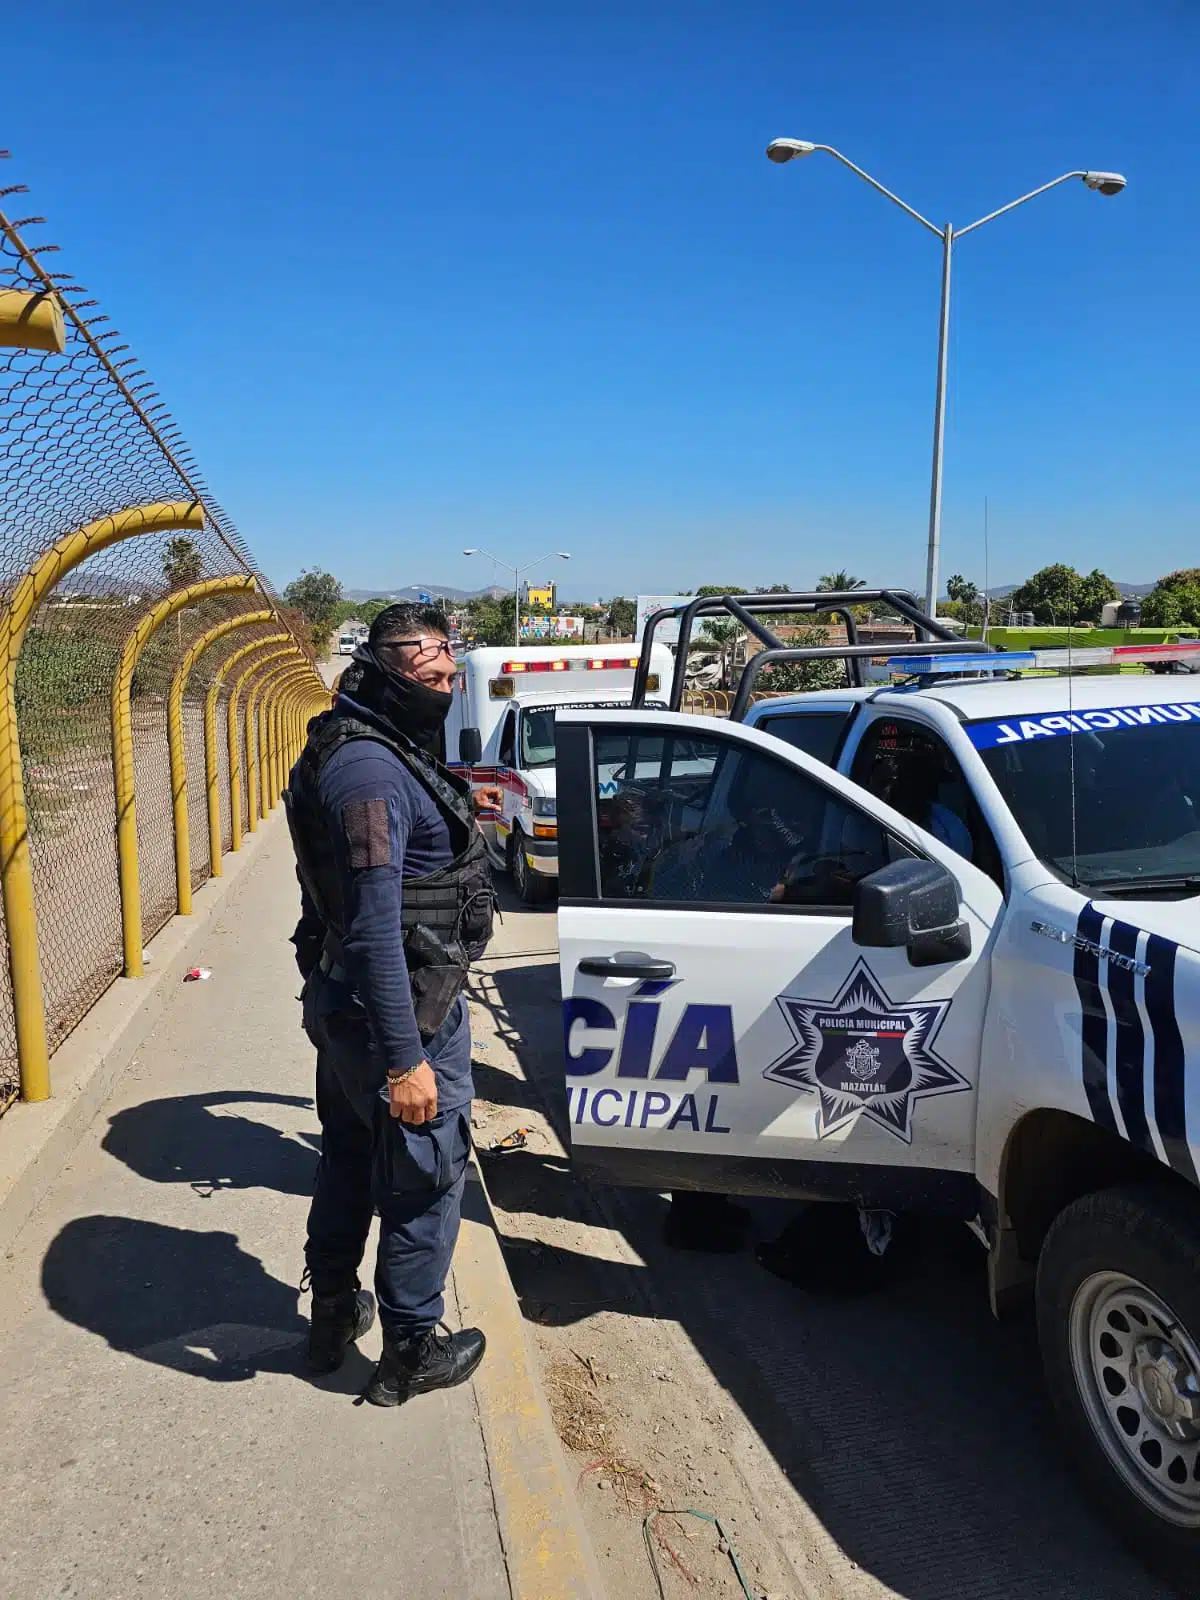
{"left": 1037, "top": 1182, "right": 1200, "bottom": 1594}
{"left": 509, "top": 829, "right": 553, "bottom": 906}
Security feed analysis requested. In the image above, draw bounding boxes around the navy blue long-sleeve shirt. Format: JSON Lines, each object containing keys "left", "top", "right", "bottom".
{"left": 290, "top": 694, "right": 472, "bottom": 1103}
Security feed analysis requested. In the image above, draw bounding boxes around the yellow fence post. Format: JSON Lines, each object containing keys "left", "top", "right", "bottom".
{"left": 112, "top": 573, "right": 257, "bottom": 977}
{"left": 208, "top": 635, "right": 290, "bottom": 852}
{"left": 254, "top": 664, "right": 300, "bottom": 820}
{"left": 272, "top": 675, "right": 313, "bottom": 806}
{"left": 167, "top": 608, "right": 272, "bottom": 913}
{"left": 279, "top": 673, "right": 321, "bottom": 794}
{"left": 0, "top": 500, "right": 204, "bottom": 1101}
{"left": 256, "top": 665, "right": 311, "bottom": 816}
{"left": 0, "top": 288, "right": 66, "bottom": 353}
{"left": 238, "top": 650, "right": 301, "bottom": 834}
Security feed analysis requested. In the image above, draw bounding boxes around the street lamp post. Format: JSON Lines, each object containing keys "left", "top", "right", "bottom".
{"left": 765, "top": 141, "right": 1126, "bottom": 616}
{"left": 463, "top": 549, "right": 571, "bottom": 646}
{"left": 404, "top": 585, "right": 447, "bottom": 615}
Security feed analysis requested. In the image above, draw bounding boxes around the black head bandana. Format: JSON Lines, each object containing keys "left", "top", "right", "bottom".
{"left": 339, "top": 644, "right": 453, "bottom": 751}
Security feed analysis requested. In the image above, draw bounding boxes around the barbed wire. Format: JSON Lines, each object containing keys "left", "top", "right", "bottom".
{"left": 0, "top": 152, "right": 309, "bottom": 1106}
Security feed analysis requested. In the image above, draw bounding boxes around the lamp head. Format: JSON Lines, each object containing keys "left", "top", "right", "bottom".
{"left": 463, "top": 547, "right": 479, "bottom": 555}
{"left": 766, "top": 138, "right": 817, "bottom": 164}
{"left": 556, "top": 552, "right": 571, "bottom": 559}
{"left": 1082, "top": 171, "right": 1127, "bottom": 196}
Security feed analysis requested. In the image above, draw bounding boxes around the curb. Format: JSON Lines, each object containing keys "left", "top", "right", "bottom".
{"left": 455, "top": 1155, "right": 607, "bottom": 1600}
{"left": 0, "top": 819, "right": 276, "bottom": 1257}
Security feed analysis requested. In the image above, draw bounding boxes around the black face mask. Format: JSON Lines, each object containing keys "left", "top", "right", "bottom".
{"left": 340, "top": 645, "right": 453, "bottom": 752}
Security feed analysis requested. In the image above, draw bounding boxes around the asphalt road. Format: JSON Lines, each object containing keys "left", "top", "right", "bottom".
{"left": 478, "top": 883, "right": 1172, "bottom": 1600}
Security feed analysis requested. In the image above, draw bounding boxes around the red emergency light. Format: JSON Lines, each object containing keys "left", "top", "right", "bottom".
{"left": 499, "top": 656, "right": 639, "bottom": 674}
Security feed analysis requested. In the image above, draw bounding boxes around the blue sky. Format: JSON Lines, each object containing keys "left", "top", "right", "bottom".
{"left": 3, "top": 2, "right": 1195, "bottom": 600}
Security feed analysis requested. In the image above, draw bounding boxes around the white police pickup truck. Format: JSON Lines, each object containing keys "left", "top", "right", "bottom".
{"left": 553, "top": 590, "right": 1200, "bottom": 1591}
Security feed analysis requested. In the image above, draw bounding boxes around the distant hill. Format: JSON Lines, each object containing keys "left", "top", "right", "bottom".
{"left": 942, "top": 580, "right": 1159, "bottom": 603}
{"left": 344, "top": 583, "right": 598, "bottom": 607}
{"left": 343, "top": 583, "right": 509, "bottom": 604}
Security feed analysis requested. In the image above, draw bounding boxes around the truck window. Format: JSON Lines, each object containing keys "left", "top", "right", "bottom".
{"left": 593, "top": 728, "right": 893, "bottom": 909}
{"left": 849, "top": 718, "right": 1003, "bottom": 887}
{"left": 498, "top": 710, "right": 517, "bottom": 768}
{"left": 756, "top": 710, "right": 850, "bottom": 767}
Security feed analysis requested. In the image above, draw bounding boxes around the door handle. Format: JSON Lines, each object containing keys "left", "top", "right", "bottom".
{"left": 577, "top": 956, "right": 677, "bottom": 980}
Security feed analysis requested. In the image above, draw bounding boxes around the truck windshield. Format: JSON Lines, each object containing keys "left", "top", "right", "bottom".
{"left": 969, "top": 711, "right": 1200, "bottom": 897}
{"left": 519, "top": 708, "right": 557, "bottom": 769}
{"left": 516, "top": 700, "right": 665, "bottom": 771}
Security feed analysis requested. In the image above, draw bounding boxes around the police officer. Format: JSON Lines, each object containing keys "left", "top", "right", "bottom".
{"left": 285, "top": 603, "right": 500, "bottom": 1405}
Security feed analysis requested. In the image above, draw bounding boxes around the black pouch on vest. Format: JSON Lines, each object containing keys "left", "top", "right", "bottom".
{"left": 405, "top": 922, "right": 471, "bottom": 1041}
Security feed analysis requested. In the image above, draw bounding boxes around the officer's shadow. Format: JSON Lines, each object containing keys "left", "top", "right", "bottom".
{"left": 45, "top": 1092, "right": 372, "bottom": 1390}
{"left": 102, "top": 1090, "right": 320, "bottom": 1199}
{"left": 41, "top": 1214, "right": 375, "bottom": 1392}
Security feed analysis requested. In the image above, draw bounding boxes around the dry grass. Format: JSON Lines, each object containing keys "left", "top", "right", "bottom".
{"left": 544, "top": 1355, "right": 664, "bottom": 1516}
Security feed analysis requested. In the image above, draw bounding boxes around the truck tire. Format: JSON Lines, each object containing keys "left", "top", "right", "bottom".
{"left": 1036, "top": 1181, "right": 1200, "bottom": 1595}
{"left": 509, "top": 829, "right": 553, "bottom": 907}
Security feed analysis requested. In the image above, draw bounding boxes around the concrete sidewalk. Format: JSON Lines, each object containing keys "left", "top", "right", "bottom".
{"left": 0, "top": 820, "right": 519, "bottom": 1600}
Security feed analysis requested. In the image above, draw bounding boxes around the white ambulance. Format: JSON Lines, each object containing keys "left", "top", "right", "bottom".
{"left": 445, "top": 643, "right": 673, "bottom": 905}
{"left": 555, "top": 589, "right": 1200, "bottom": 1590}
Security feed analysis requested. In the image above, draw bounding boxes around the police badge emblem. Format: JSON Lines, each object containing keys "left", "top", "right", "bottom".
{"left": 763, "top": 958, "right": 967, "bottom": 1142}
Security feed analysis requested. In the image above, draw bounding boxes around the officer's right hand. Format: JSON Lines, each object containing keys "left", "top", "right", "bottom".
{"left": 389, "top": 1062, "right": 438, "bottom": 1125}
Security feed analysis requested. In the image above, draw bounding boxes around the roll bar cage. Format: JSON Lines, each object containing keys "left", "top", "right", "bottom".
{"left": 630, "top": 589, "right": 992, "bottom": 721}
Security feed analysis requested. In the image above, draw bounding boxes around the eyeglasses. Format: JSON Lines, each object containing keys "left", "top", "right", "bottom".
{"left": 380, "top": 637, "right": 455, "bottom": 664}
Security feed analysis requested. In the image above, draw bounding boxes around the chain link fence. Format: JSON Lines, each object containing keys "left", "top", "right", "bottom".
{"left": 0, "top": 155, "right": 313, "bottom": 1111}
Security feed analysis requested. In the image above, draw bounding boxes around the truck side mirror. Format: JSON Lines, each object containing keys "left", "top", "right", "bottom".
{"left": 852, "top": 857, "right": 971, "bottom": 967}
{"left": 459, "top": 727, "right": 482, "bottom": 765}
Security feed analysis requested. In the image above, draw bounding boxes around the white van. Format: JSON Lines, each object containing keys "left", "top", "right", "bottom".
{"left": 444, "top": 643, "right": 673, "bottom": 904}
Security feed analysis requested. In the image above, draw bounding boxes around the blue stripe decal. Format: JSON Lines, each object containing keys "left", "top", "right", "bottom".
{"left": 1145, "top": 934, "right": 1197, "bottom": 1183}
{"left": 1107, "top": 919, "right": 1152, "bottom": 1155}
{"left": 1075, "top": 903, "right": 1116, "bottom": 1131}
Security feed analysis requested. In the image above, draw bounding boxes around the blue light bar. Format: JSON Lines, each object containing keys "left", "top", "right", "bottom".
{"left": 886, "top": 652, "right": 1035, "bottom": 675}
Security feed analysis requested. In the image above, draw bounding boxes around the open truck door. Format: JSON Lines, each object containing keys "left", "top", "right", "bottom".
{"left": 555, "top": 708, "right": 1003, "bottom": 1214}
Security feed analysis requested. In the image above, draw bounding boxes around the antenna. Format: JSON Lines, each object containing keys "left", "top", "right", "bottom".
{"left": 982, "top": 496, "right": 990, "bottom": 643}
{"left": 1066, "top": 570, "right": 1079, "bottom": 888}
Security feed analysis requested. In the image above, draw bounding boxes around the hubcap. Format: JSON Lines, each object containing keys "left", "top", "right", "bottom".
{"left": 1068, "top": 1270, "right": 1200, "bottom": 1525}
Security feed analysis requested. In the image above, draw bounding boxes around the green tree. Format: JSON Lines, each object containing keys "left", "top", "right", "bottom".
{"left": 756, "top": 627, "right": 846, "bottom": 693}
{"left": 1142, "top": 584, "right": 1200, "bottom": 627}
{"left": 1140, "top": 587, "right": 1185, "bottom": 627}
{"left": 1007, "top": 563, "right": 1119, "bottom": 625}
{"left": 355, "top": 597, "right": 391, "bottom": 628}
{"left": 606, "top": 596, "right": 637, "bottom": 637}
{"left": 1158, "top": 569, "right": 1200, "bottom": 593}
{"left": 462, "top": 591, "right": 517, "bottom": 646}
{"left": 945, "top": 574, "right": 984, "bottom": 626}
{"left": 162, "top": 535, "right": 203, "bottom": 591}
{"left": 813, "top": 570, "right": 868, "bottom": 622}
{"left": 283, "top": 568, "right": 344, "bottom": 653}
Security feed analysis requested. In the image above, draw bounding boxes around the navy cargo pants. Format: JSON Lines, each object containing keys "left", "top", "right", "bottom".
{"left": 302, "top": 969, "right": 473, "bottom": 1339}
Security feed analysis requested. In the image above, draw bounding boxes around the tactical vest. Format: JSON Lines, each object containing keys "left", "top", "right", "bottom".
{"left": 284, "top": 710, "right": 495, "bottom": 1040}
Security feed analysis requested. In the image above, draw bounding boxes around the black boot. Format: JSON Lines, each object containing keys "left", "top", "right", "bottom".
{"left": 365, "top": 1323, "right": 486, "bottom": 1407}
{"left": 307, "top": 1284, "right": 376, "bottom": 1373}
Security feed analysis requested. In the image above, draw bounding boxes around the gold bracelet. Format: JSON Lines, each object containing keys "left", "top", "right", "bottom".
{"left": 386, "top": 1064, "right": 421, "bottom": 1084}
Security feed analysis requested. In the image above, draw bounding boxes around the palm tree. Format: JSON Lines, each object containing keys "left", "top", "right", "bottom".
{"left": 816, "top": 571, "right": 865, "bottom": 593}
{"left": 695, "top": 618, "right": 742, "bottom": 687}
